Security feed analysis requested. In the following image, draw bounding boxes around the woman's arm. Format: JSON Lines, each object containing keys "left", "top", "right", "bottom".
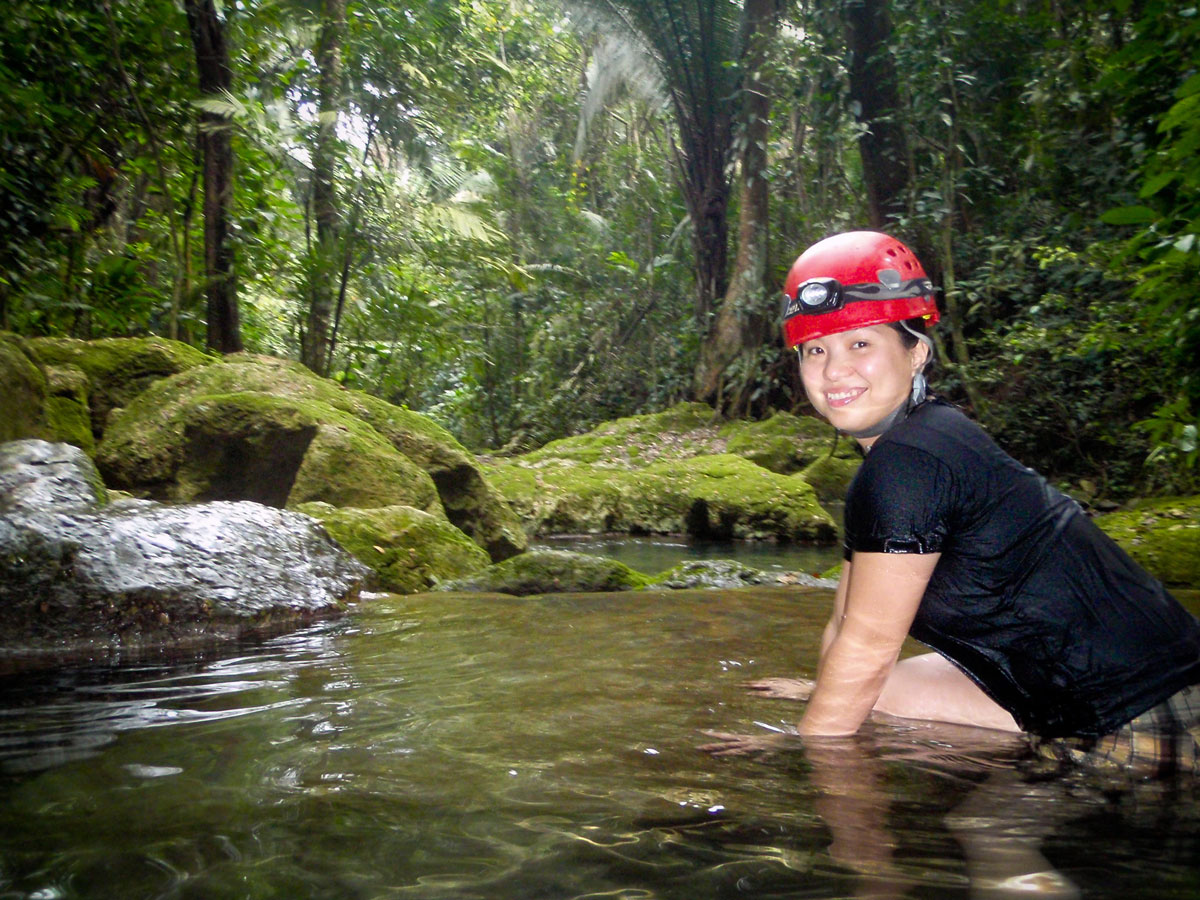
{"left": 817, "top": 559, "right": 852, "bottom": 678}
{"left": 798, "top": 551, "right": 940, "bottom": 736}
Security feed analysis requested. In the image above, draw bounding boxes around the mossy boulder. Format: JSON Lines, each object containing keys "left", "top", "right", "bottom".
{"left": 333, "top": 391, "right": 527, "bottom": 561}
{"left": 0, "top": 332, "right": 48, "bottom": 445}
{"left": 0, "top": 332, "right": 96, "bottom": 452}
{"left": 29, "top": 335, "right": 210, "bottom": 441}
{"left": 1095, "top": 496, "right": 1200, "bottom": 588}
{"left": 41, "top": 364, "right": 95, "bottom": 453}
{"left": 486, "top": 402, "right": 840, "bottom": 542}
{"left": 439, "top": 549, "right": 650, "bottom": 595}
{"left": 800, "top": 453, "right": 862, "bottom": 504}
{"left": 95, "top": 352, "right": 526, "bottom": 566}
{"left": 295, "top": 502, "right": 490, "bottom": 594}
{"left": 720, "top": 411, "right": 847, "bottom": 475}
{"left": 485, "top": 452, "right": 835, "bottom": 541}
{"left": 513, "top": 401, "right": 720, "bottom": 467}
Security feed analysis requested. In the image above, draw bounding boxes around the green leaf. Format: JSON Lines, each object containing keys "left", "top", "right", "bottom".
{"left": 1138, "top": 172, "right": 1176, "bottom": 198}
{"left": 1100, "top": 206, "right": 1158, "bottom": 225}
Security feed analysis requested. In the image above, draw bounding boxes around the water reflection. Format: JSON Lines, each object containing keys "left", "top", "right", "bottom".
{"left": 0, "top": 588, "right": 1196, "bottom": 900}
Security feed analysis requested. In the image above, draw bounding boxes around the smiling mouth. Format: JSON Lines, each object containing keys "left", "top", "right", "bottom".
{"left": 826, "top": 388, "right": 865, "bottom": 408}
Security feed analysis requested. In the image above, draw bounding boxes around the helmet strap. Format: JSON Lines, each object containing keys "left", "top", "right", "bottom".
{"left": 842, "top": 374, "right": 930, "bottom": 443}
{"left": 842, "top": 397, "right": 912, "bottom": 441}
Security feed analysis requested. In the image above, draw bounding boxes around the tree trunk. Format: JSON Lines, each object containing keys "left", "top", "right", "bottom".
{"left": 692, "top": 0, "right": 782, "bottom": 411}
{"left": 672, "top": 127, "right": 730, "bottom": 333}
{"left": 842, "top": 0, "right": 909, "bottom": 227}
{"left": 301, "top": 0, "right": 346, "bottom": 376}
{"left": 184, "top": 0, "right": 242, "bottom": 354}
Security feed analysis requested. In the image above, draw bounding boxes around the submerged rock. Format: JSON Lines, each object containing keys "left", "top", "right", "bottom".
{"left": 0, "top": 440, "right": 368, "bottom": 665}
{"left": 439, "top": 549, "right": 651, "bottom": 596}
{"left": 650, "top": 558, "right": 835, "bottom": 590}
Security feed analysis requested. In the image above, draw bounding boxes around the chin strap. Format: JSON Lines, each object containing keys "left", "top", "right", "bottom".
{"left": 842, "top": 373, "right": 930, "bottom": 442}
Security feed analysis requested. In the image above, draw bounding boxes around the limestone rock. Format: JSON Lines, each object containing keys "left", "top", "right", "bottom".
{"left": 0, "top": 439, "right": 368, "bottom": 663}
{"left": 29, "top": 335, "right": 210, "bottom": 441}
{"left": 94, "top": 353, "right": 526, "bottom": 561}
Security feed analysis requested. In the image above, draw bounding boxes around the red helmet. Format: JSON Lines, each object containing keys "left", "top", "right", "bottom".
{"left": 781, "top": 231, "right": 939, "bottom": 348}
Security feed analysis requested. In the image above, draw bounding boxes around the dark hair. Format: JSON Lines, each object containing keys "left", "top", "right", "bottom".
{"left": 888, "top": 318, "right": 936, "bottom": 372}
{"left": 887, "top": 317, "right": 926, "bottom": 349}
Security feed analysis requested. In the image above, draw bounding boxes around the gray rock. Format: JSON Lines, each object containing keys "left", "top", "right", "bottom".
{"left": 0, "top": 439, "right": 368, "bottom": 663}
{"left": 652, "top": 559, "right": 839, "bottom": 590}
{"left": 0, "top": 439, "right": 106, "bottom": 514}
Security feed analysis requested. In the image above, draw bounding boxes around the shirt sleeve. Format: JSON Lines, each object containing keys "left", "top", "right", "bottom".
{"left": 844, "top": 441, "right": 953, "bottom": 555}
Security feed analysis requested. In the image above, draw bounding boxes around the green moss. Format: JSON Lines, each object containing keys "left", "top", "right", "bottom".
{"left": 289, "top": 417, "right": 442, "bottom": 513}
{"left": 1095, "top": 496, "right": 1200, "bottom": 588}
{"left": 41, "top": 396, "right": 95, "bottom": 454}
{"left": 720, "top": 411, "right": 840, "bottom": 474}
{"left": 439, "top": 549, "right": 651, "bottom": 595}
{"left": 29, "top": 335, "right": 210, "bottom": 439}
{"left": 800, "top": 454, "right": 861, "bottom": 504}
{"left": 296, "top": 502, "right": 489, "bottom": 594}
{"left": 516, "top": 401, "right": 722, "bottom": 468}
{"left": 486, "top": 452, "right": 835, "bottom": 541}
{"left": 0, "top": 332, "right": 48, "bottom": 444}
{"left": 638, "top": 454, "right": 835, "bottom": 540}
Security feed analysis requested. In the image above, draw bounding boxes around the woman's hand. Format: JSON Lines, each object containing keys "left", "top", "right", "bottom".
{"left": 697, "top": 730, "right": 797, "bottom": 757}
{"left": 743, "top": 677, "right": 816, "bottom": 700}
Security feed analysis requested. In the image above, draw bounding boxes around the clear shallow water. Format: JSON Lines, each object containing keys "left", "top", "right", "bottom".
{"left": 533, "top": 535, "right": 843, "bottom": 578}
{"left": 1, "top": 586, "right": 1199, "bottom": 900}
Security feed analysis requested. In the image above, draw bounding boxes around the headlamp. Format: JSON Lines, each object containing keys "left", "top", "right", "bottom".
{"left": 795, "top": 278, "right": 843, "bottom": 313}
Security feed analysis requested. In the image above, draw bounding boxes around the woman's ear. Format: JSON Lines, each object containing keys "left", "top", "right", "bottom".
{"left": 910, "top": 339, "right": 932, "bottom": 372}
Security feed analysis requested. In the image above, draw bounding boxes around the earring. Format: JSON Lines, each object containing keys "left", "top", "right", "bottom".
{"left": 911, "top": 372, "right": 927, "bottom": 405}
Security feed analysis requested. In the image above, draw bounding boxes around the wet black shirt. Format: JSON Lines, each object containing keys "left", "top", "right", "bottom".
{"left": 843, "top": 399, "right": 1200, "bottom": 737}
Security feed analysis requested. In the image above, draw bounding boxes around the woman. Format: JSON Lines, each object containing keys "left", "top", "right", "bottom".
{"left": 702, "top": 231, "right": 1200, "bottom": 771}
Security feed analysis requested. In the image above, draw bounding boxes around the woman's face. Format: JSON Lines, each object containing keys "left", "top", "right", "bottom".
{"left": 799, "top": 324, "right": 928, "bottom": 446}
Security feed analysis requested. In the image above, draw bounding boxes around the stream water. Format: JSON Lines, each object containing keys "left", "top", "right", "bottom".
{"left": 2, "top": 581, "right": 1199, "bottom": 900}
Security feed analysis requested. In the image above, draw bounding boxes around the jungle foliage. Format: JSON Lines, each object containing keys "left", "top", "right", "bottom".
{"left": 0, "top": 0, "right": 1196, "bottom": 498}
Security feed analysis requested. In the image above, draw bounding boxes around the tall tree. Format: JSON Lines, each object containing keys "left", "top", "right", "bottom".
{"left": 571, "top": 0, "right": 744, "bottom": 332}
{"left": 842, "top": 0, "right": 909, "bottom": 227}
{"left": 301, "top": 0, "right": 346, "bottom": 376}
{"left": 693, "top": 0, "right": 784, "bottom": 411}
{"left": 184, "top": 0, "right": 243, "bottom": 353}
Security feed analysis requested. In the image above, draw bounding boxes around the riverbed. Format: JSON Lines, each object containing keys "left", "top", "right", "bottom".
{"left": 2, "top": 585, "right": 1198, "bottom": 899}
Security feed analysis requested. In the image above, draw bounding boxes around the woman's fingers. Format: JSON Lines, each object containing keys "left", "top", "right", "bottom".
{"left": 743, "top": 677, "right": 816, "bottom": 700}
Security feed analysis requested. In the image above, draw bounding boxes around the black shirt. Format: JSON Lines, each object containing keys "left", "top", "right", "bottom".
{"left": 843, "top": 399, "right": 1200, "bottom": 737}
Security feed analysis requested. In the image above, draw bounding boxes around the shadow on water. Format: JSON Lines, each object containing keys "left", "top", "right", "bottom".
{"left": 0, "top": 586, "right": 1198, "bottom": 900}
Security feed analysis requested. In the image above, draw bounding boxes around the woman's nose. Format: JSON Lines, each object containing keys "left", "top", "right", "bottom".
{"left": 822, "top": 350, "right": 852, "bottom": 380}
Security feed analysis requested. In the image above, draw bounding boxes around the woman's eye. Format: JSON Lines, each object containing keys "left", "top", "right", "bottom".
{"left": 851, "top": 340, "right": 869, "bottom": 349}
